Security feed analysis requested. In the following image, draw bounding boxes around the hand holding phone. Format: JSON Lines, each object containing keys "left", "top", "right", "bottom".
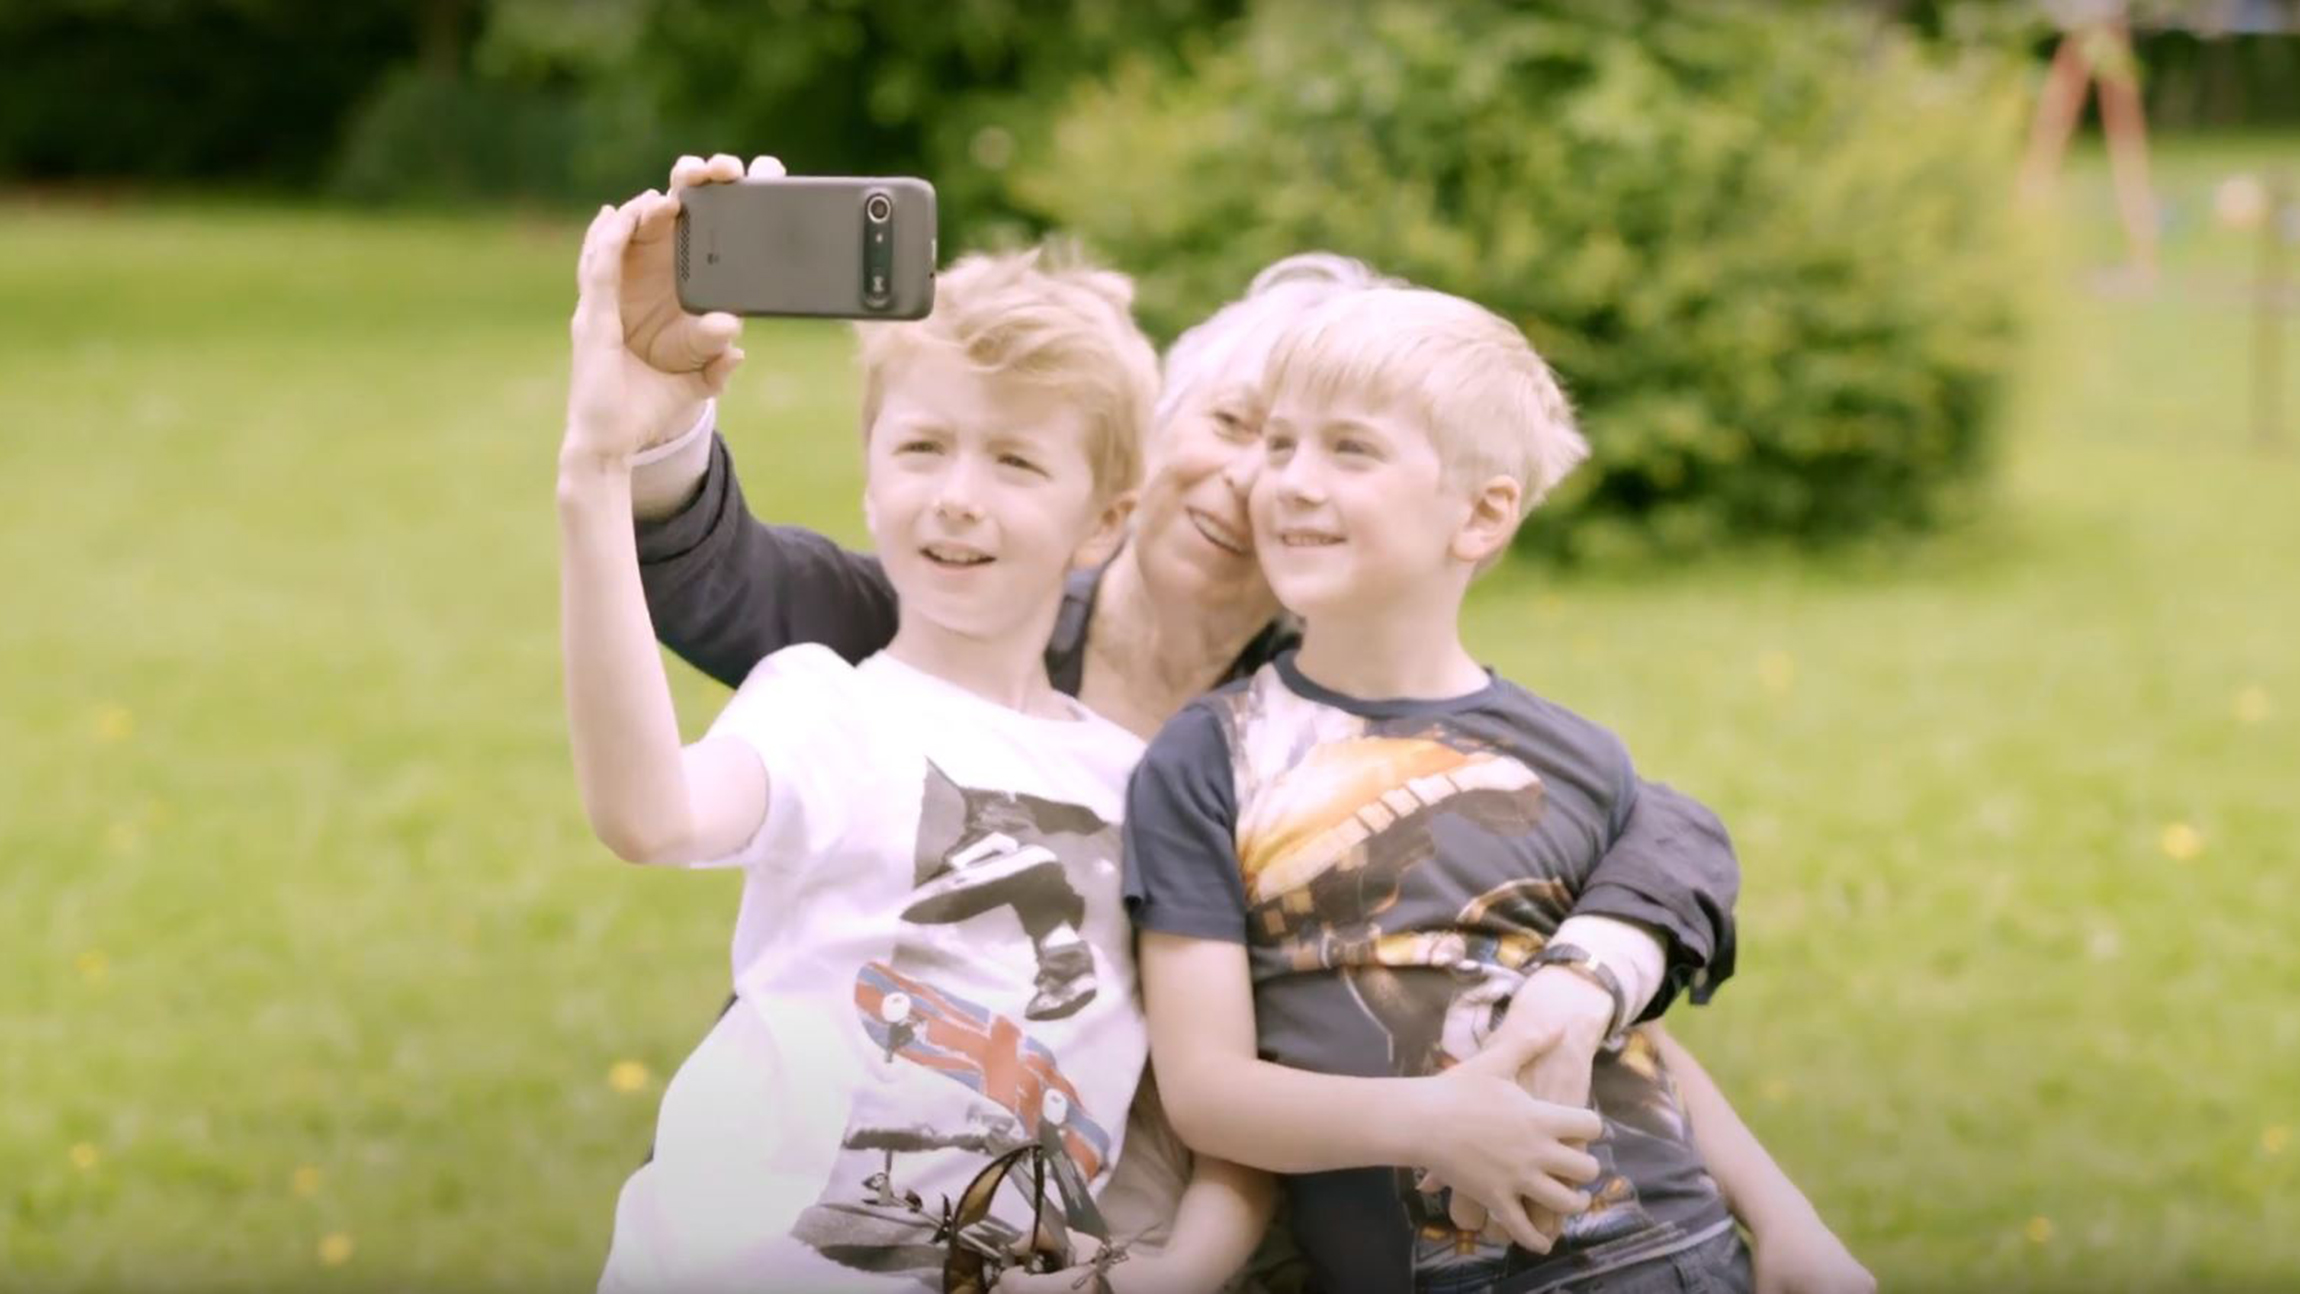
{"left": 675, "top": 176, "right": 936, "bottom": 320}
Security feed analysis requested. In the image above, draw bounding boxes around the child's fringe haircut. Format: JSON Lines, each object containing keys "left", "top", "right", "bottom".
{"left": 855, "top": 243, "right": 1156, "bottom": 500}
{"left": 1265, "top": 288, "right": 1588, "bottom": 513}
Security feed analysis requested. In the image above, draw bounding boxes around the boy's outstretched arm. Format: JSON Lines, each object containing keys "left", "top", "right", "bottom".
{"left": 560, "top": 194, "right": 765, "bottom": 865}
{"left": 1648, "top": 1027, "right": 1875, "bottom": 1294}
{"left": 1139, "top": 932, "right": 1599, "bottom": 1257}
{"left": 626, "top": 153, "right": 901, "bottom": 691}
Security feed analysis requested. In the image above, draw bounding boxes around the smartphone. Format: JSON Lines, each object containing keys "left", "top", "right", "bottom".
{"left": 675, "top": 176, "right": 936, "bottom": 320}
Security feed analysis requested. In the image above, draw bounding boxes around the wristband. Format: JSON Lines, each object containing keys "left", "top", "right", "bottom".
{"left": 1528, "top": 940, "right": 1633, "bottom": 1052}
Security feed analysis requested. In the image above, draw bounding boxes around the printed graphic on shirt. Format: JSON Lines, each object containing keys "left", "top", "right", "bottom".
{"left": 1215, "top": 676, "right": 1680, "bottom": 1287}
{"left": 788, "top": 761, "right": 1123, "bottom": 1279}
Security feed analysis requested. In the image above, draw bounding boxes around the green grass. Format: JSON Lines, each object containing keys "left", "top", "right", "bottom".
{"left": 4, "top": 134, "right": 2297, "bottom": 1291}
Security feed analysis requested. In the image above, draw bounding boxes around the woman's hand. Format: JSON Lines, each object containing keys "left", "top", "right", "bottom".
{"left": 1409, "top": 1026, "right": 1603, "bottom": 1255}
{"left": 561, "top": 154, "right": 779, "bottom": 470}
{"left": 1420, "top": 967, "right": 1614, "bottom": 1245}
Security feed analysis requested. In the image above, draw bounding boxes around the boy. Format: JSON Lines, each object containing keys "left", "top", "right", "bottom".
{"left": 559, "top": 215, "right": 1171, "bottom": 1289}
{"left": 1126, "top": 287, "right": 1752, "bottom": 1293}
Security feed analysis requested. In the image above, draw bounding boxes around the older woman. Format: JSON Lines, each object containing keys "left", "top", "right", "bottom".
{"left": 586, "top": 154, "right": 1870, "bottom": 1293}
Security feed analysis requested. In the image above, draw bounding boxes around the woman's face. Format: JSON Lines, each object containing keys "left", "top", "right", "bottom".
{"left": 1130, "top": 370, "right": 1274, "bottom": 616}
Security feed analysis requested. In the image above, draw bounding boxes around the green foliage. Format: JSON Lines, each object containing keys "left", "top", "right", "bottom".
{"left": 1014, "top": 0, "right": 2034, "bottom": 556}
{"left": 330, "top": 67, "right": 677, "bottom": 207}
{"left": 0, "top": 0, "right": 417, "bottom": 184}
{"left": 627, "top": 0, "right": 1244, "bottom": 245}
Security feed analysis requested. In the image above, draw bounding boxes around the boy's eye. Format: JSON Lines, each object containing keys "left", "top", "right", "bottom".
{"left": 1335, "top": 438, "right": 1374, "bottom": 457}
{"left": 998, "top": 453, "right": 1047, "bottom": 475}
{"left": 896, "top": 438, "right": 944, "bottom": 455}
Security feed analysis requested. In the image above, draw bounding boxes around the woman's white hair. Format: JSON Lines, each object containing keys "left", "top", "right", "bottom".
{"left": 1154, "top": 252, "right": 1401, "bottom": 430}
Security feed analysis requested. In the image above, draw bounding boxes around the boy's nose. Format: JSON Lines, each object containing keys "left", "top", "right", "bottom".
{"left": 931, "top": 457, "right": 990, "bottom": 522}
{"left": 1270, "top": 457, "right": 1324, "bottom": 506}
{"left": 932, "top": 494, "right": 983, "bottom": 524}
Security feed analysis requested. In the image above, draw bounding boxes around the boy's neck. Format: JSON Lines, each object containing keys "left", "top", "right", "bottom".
{"left": 884, "top": 604, "right": 1068, "bottom": 718}
{"left": 1290, "top": 598, "right": 1488, "bottom": 703}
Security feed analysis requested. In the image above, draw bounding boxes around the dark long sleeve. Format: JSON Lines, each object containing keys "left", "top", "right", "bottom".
{"left": 635, "top": 433, "right": 899, "bottom": 690}
{"left": 1573, "top": 779, "right": 1741, "bottom": 1020}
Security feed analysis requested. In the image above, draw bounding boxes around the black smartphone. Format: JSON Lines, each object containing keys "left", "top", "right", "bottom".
{"left": 675, "top": 176, "right": 936, "bottom": 320}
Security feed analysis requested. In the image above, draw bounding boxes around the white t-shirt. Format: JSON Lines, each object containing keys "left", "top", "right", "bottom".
{"left": 601, "top": 646, "right": 1150, "bottom": 1293}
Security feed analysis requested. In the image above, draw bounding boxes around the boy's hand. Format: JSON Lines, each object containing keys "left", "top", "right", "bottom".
{"left": 1752, "top": 1213, "right": 1876, "bottom": 1294}
{"left": 1428, "top": 966, "right": 1616, "bottom": 1243}
{"left": 561, "top": 154, "right": 779, "bottom": 469}
{"left": 1411, "top": 1026, "right": 1603, "bottom": 1257}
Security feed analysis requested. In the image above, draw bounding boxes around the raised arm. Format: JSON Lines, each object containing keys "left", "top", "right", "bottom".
{"left": 559, "top": 194, "right": 768, "bottom": 865}
{"left": 621, "top": 154, "right": 899, "bottom": 691}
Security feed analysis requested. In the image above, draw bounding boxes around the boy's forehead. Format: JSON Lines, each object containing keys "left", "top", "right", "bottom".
{"left": 873, "top": 354, "right": 1090, "bottom": 442}
{"left": 1266, "top": 381, "right": 1422, "bottom": 434}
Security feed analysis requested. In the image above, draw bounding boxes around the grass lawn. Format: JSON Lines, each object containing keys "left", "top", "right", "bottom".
{"left": 3, "top": 135, "right": 2296, "bottom": 1291}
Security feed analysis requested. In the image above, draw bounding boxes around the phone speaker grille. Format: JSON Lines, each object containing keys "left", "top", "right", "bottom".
{"left": 675, "top": 220, "right": 689, "bottom": 282}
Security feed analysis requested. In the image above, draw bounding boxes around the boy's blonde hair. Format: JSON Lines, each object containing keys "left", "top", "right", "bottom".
{"left": 1264, "top": 287, "right": 1587, "bottom": 516}
{"left": 1156, "top": 252, "right": 1401, "bottom": 431}
{"left": 855, "top": 245, "right": 1156, "bottom": 500}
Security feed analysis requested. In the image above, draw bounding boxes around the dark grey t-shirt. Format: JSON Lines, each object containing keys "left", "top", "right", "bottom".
{"left": 1124, "top": 653, "right": 1737, "bottom": 1293}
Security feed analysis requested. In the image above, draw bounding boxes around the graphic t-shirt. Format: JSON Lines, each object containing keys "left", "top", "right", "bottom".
{"left": 1124, "top": 653, "right": 1734, "bottom": 1294}
{"left": 602, "top": 645, "right": 1149, "bottom": 1292}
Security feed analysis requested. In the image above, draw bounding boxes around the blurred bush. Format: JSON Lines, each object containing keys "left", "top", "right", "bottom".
{"left": 331, "top": 0, "right": 677, "bottom": 206}
{"left": 330, "top": 72, "right": 676, "bottom": 206}
{"left": 1013, "top": 0, "right": 2032, "bottom": 557}
{"left": 0, "top": 0, "right": 416, "bottom": 184}
{"left": 624, "top": 0, "right": 1243, "bottom": 245}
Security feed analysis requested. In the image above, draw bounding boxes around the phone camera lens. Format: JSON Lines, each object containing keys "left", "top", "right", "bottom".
{"left": 865, "top": 193, "right": 893, "bottom": 224}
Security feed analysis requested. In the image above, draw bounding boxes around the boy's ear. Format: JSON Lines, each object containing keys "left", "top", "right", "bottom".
{"left": 1451, "top": 475, "right": 1523, "bottom": 567}
{"left": 1071, "top": 489, "right": 1138, "bottom": 570}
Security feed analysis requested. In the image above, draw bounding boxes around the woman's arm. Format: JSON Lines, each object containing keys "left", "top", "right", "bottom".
{"left": 1140, "top": 933, "right": 1601, "bottom": 1257}
{"left": 1574, "top": 779, "right": 1741, "bottom": 1019}
{"left": 1648, "top": 1026, "right": 1875, "bottom": 1294}
{"left": 1428, "top": 777, "right": 1741, "bottom": 1240}
{"left": 635, "top": 421, "right": 899, "bottom": 689}
{"left": 560, "top": 196, "right": 769, "bottom": 865}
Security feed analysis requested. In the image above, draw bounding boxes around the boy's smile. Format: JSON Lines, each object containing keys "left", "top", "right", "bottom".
{"left": 1251, "top": 393, "right": 1472, "bottom": 624}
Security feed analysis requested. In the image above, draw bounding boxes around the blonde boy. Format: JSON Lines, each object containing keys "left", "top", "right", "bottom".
{"left": 559, "top": 218, "right": 1168, "bottom": 1289}
{"left": 1126, "top": 288, "right": 1752, "bottom": 1292}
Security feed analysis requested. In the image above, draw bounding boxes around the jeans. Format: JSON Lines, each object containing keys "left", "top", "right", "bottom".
{"left": 1530, "top": 1228, "right": 1754, "bottom": 1294}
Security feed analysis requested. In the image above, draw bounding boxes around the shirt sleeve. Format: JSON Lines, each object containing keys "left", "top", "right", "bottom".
{"left": 635, "top": 431, "right": 900, "bottom": 691}
{"left": 1572, "top": 778, "right": 1741, "bottom": 1018}
{"left": 683, "top": 644, "right": 874, "bottom": 870}
{"left": 1123, "top": 703, "right": 1251, "bottom": 943}
{"left": 629, "top": 399, "right": 717, "bottom": 521}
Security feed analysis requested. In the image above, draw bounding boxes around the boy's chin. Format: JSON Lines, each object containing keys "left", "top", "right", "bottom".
{"left": 1267, "top": 581, "right": 1345, "bottom": 622}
